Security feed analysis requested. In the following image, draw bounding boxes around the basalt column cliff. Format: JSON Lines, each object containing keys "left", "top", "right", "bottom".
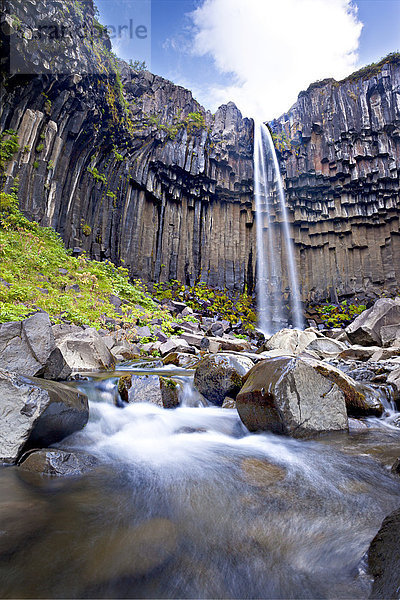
{"left": 1, "top": 0, "right": 400, "bottom": 302}
{"left": 271, "top": 57, "right": 400, "bottom": 303}
{"left": 1, "top": 0, "right": 254, "bottom": 291}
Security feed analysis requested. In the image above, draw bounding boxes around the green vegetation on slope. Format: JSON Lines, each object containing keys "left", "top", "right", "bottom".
{"left": 0, "top": 131, "right": 173, "bottom": 330}
{"left": 152, "top": 280, "right": 257, "bottom": 332}
{"left": 0, "top": 203, "right": 168, "bottom": 329}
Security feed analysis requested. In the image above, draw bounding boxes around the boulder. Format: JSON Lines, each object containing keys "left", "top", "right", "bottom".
{"left": 208, "top": 336, "right": 251, "bottom": 352}
{"left": 380, "top": 324, "right": 400, "bottom": 348}
{"left": 368, "top": 508, "right": 400, "bottom": 599}
{"left": 305, "top": 336, "right": 348, "bottom": 357}
{"left": 53, "top": 326, "right": 115, "bottom": 371}
{"left": 302, "top": 358, "right": 384, "bottom": 417}
{"left": 370, "top": 347, "right": 400, "bottom": 362}
{"left": 127, "top": 374, "right": 163, "bottom": 407}
{"left": 0, "top": 370, "right": 88, "bottom": 464}
{"left": 126, "top": 374, "right": 180, "bottom": 408}
{"left": 339, "top": 345, "right": 381, "bottom": 361}
{"left": 194, "top": 353, "right": 254, "bottom": 406}
{"left": 18, "top": 449, "right": 99, "bottom": 476}
{"left": 163, "top": 352, "right": 200, "bottom": 368}
{"left": 345, "top": 298, "right": 400, "bottom": 346}
{"left": 159, "top": 337, "right": 191, "bottom": 356}
{"left": 265, "top": 328, "right": 317, "bottom": 354}
{"left": 0, "top": 312, "right": 70, "bottom": 379}
{"left": 159, "top": 377, "right": 180, "bottom": 408}
{"left": 236, "top": 356, "right": 348, "bottom": 437}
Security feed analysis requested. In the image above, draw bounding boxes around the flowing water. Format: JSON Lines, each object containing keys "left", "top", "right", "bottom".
{"left": 254, "top": 121, "right": 303, "bottom": 335}
{"left": 1, "top": 361, "right": 400, "bottom": 599}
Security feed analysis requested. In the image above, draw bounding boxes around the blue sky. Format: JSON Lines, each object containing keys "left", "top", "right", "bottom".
{"left": 95, "top": 0, "right": 400, "bottom": 119}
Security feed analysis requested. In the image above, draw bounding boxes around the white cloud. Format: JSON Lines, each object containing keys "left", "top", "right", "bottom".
{"left": 189, "top": 0, "right": 363, "bottom": 119}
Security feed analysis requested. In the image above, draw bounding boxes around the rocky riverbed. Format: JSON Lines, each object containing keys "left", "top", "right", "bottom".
{"left": 1, "top": 295, "right": 400, "bottom": 598}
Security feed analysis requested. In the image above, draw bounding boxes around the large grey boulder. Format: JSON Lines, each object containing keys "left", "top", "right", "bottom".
{"left": 0, "top": 313, "right": 70, "bottom": 379}
{"left": 236, "top": 356, "right": 348, "bottom": 437}
{"left": 301, "top": 357, "right": 384, "bottom": 417}
{"left": 305, "top": 336, "right": 347, "bottom": 358}
{"left": 265, "top": 328, "right": 317, "bottom": 354}
{"left": 194, "top": 353, "right": 254, "bottom": 406}
{"left": 53, "top": 325, "right": 115, "bottom": 371}
{"left": 0, "top": 370, "right": 88, "bottom": 464}
{"left": 368, "top": 508, "right": 400, "bottom": 599}
{"left": 346, "top": 298, "right": 400, "bottom": 346}
{"left": 127, "top": 374, "right": 163, "bottom": 406}
{"left": 18, "top": 449, "right": 99, "bottom": 476}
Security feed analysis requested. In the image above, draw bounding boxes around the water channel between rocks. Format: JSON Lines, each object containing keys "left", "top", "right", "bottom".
{"left": 1, "top": 359, "right": 400, "bottom": 599}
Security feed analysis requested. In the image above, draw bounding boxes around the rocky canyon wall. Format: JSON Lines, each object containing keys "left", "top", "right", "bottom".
{"left": 271, "top": 57, "right": 400, "bottom": 303}
{"left": 1, "top": 0, "right": 254, "bottom": 291}
{"left": 1, "top": 0, "right": 399, "bottom": 303}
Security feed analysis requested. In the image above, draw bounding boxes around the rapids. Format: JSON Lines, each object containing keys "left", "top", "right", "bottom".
{"left": 0, "top": 361, "right": 399, "bottom": 599}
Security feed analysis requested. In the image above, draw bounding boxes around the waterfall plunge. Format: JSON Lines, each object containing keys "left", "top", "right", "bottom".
{"left": 254, "top": 121, "right": 303, "bottom": 335}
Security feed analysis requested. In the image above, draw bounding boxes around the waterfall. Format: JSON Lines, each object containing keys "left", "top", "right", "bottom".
{"left": 254, "top": 120, "right": 303, "bottom": 335}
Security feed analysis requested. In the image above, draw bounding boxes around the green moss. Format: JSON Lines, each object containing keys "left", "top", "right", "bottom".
{"left": 35, "top": 143, "right": 44, "bottom": 153}
{"left": 87, "top": 166, "right": 107, "bottom": 185}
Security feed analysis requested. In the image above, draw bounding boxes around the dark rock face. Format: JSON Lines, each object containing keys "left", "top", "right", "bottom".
{"left": 2, "top": 2, "right": 399, "bottom": 301}
{"left": 368, "top": 508, "right": 400, "bottom": 599}
{"left": 236, "top": 356, "right": 348, "bottom": 437}
{"left": 0, "top": 370, "right": 88, "bottom": 464}
{"left": 272, "top": 58, "right": 400, "bottom": 302}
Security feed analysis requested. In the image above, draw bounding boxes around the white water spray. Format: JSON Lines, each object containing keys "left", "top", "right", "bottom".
{"left": 254, "top": 121, "right": 303, "bottom": 335}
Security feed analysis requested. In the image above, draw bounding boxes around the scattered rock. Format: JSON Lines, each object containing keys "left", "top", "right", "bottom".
{"left": 346, "top": 298, "right": 400, "bottom": 346}
{"left": 163, "top": 352, "right": 199, "bottom": 368}
{"left": 236, "top": 356, "right": 348, "bottom": 437}
{"left": 18, "top": 449, "right": 100, "bottom": 476}
{"left": 194, "top": 353, "right": 254, "bottom": 406}
{"left": 0, "top": 312, "right": 70, "bottom": 379}
{"left": 134, "top": 325, "right": 152, "bottom": 339}
{"left": 370, "top": 347, "right": 400, "bottom": 362}
{"left": 339, "top": 345, "right": 381, "bottom": 361}
{"left": 208, "top": 336, "right": 251, "bottom": 352}
{"left": 0, "top": 370, "right": 88, "bottom": 464}
{"left": 159, "top": 337, "right": 191, "bottom": 356}
{"left": 368, "top": 508, "right": 400, "bottom": 599}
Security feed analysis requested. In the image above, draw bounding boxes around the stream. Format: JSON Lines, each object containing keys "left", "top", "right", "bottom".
{"left": 1, "top": 359, "right": 400, "bottom": 599}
